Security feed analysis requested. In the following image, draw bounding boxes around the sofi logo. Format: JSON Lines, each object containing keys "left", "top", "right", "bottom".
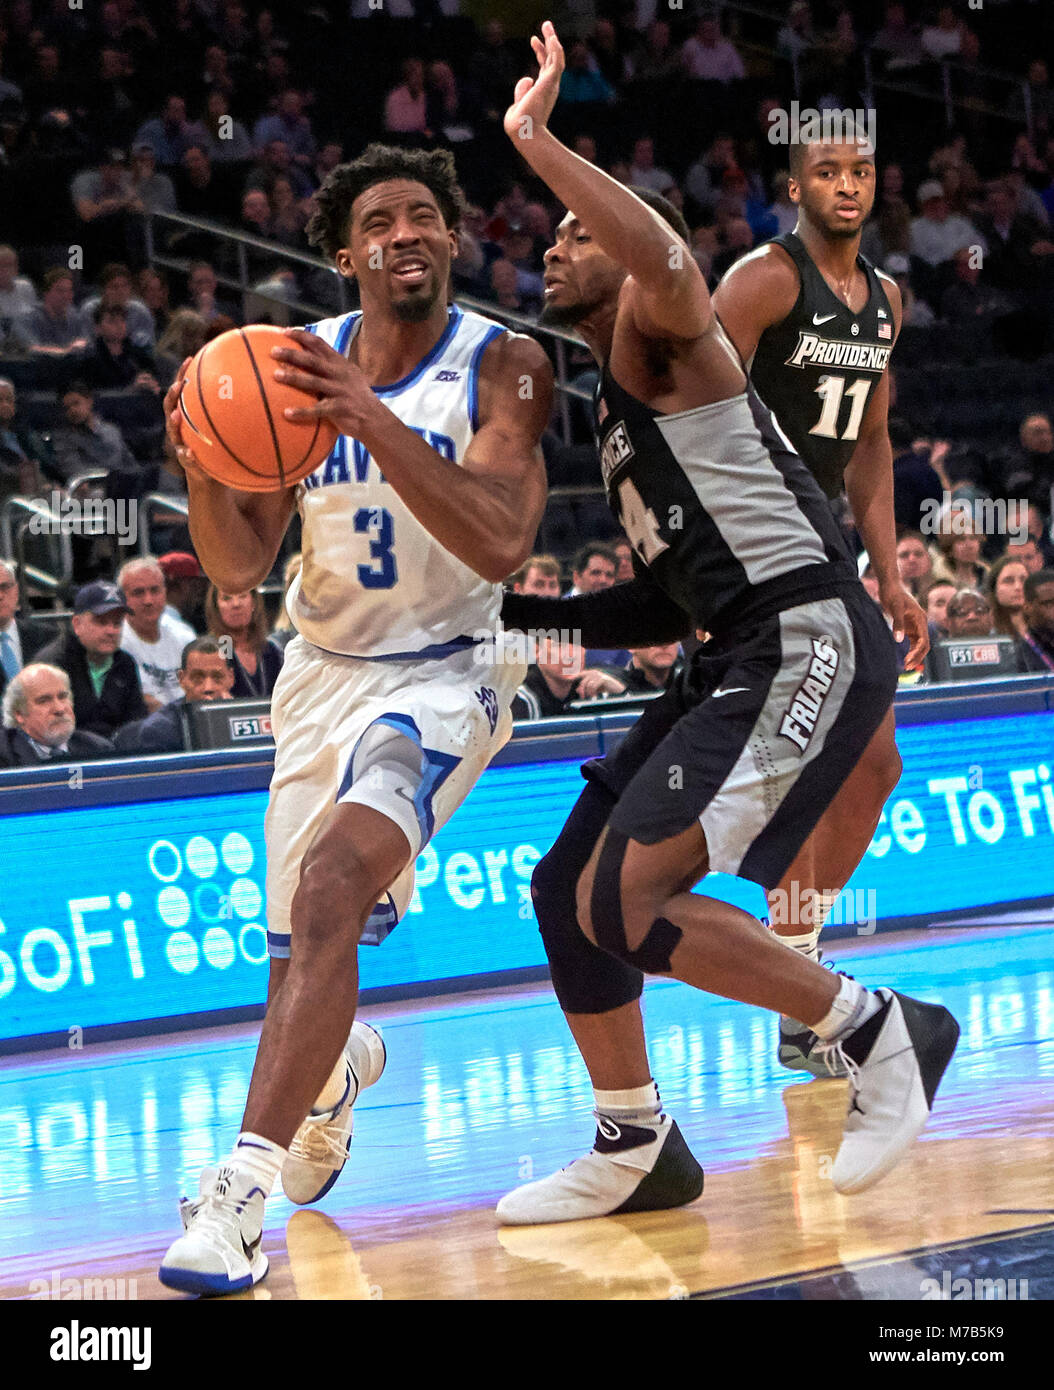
{"left": 0, "top": 832, "right": 268, "bottom": 1004}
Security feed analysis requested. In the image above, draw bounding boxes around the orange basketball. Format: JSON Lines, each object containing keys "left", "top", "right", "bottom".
{"left": 179, "top": 324, "right": 339, "bottom": 492}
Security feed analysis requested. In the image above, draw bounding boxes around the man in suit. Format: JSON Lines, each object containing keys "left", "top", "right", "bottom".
{"left": 36, "top": 580, "right": 147, "bottom": 738}
{"left": 0, "top": 663, "right": 115, "bottom": 766}
{"left": 0, "top": 560, "right": 58, "bottom": 702}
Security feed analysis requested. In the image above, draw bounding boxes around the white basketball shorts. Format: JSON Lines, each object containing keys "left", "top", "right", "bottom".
{"left": 264, "top": 634, "right": 525, "bottom": 957}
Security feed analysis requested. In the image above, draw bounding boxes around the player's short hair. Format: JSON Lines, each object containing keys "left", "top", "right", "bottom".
{"left": 887, "top": 416, "right": 914, "bottom": 453}
{"left": 628, "top": 185, "right": 690, "bottom": 246}
{"left": 307, "top": 143, "right": 467, "bottom": 261}
{"left": 572, "top": 542, "right": 617, "bottom": 576}
{"left": 789, "top": 115, "right": 875, "bottom": 179}
{"left": 1025, "top": 568, "right": 1054, "bottom": 601}
{"left": 181, "top": 635, "right": 224, "bottom": 669}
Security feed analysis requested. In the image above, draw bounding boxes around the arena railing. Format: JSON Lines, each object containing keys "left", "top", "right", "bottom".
{"left": 1, "top": 493, "right": 72, "bottom": 597}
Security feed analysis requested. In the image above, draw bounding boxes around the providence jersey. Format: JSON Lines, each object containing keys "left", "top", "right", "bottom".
{"left": 595, "top": 364, "right": 857, "bottom": 637}
{"left": 747, "top": 232, "right": 895, "bottom": 498}
{"left": 286, "top": 304, "right": 506, "bottom": 659}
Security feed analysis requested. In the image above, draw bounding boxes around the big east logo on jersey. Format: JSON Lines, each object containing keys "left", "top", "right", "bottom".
{"left": 778, "top": 637, "right": 840, "bottom": 752}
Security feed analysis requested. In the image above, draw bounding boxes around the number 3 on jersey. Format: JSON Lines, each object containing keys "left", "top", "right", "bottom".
{"left": 618, "top": 476, "right": 669, "bottom": 564}
{"left": 809, "top": 374, "right": 871, "bottom": 442}
{"left": 354, "top": 506, "right": 398, "bottom": 589}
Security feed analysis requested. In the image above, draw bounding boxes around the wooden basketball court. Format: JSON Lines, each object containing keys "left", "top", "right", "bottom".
{"left": 1, "top": 922, "right": 1051, "bottom": 1301}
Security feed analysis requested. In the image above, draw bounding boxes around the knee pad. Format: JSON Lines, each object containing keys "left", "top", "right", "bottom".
{"left": 338, "top": 722, "right": 427, "bottom": 856}
{"left": 590, "top": 829, "right": 683, "bottom": 974}
{"left": 531, "top": 783, "right": 644, "bottom": 1015}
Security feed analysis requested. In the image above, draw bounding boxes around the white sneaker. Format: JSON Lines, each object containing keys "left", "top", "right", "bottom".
{"left": 496, "top": 1116, "right": 704, "bottom": 1226}
{"left": 822, "top": 988, "right": 959, "bottom": 1194}
{"left": 281, "top": 1020, "right": 387, "bottom": 1206}
{"left": 159, "top": 1164, "right": 268, "bottom": 1296}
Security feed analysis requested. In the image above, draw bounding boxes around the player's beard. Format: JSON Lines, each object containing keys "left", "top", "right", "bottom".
{"left": 824, "top": 218, "right": 864, "bottom": 241}
{"left": 392, "top": 284, "right": 442, "bottom": 322}
{"left": 539, "top": 296, "right": 590, "bottom": 328}
{"left": 392, "top": 272, "right": 443, "bottom": 323}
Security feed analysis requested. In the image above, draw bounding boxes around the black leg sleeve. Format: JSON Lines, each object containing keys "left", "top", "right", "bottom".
{"left": 532, "top": 777, "right": 645, "bottom": 1016}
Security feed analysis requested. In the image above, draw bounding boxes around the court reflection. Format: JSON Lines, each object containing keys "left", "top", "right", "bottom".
{"left": 0, "top": 924, "right": 1050, "bottom": 1301}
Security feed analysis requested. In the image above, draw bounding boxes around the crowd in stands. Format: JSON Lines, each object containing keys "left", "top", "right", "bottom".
{"left": 0, "top": 2, "right": 1053, "bottom": 763}
{"left": 0, "top": 551, "right": 289, "bottom": 763}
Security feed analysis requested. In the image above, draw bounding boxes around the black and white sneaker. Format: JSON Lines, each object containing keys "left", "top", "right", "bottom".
{"left": 820, "top": 988, "right": 959, "bottom": 1194}
{"left": 778, "top": 1016, "right": 849, "bottom": 1078}
{"left": 778, "top": 959, "right": 854, "bottom": 1078}
{"left": 496, "top": 1116, "right": 704, "bottom": 1225}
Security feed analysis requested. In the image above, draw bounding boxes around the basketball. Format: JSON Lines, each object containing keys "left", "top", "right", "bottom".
{"left": 178, "top": 324, "right": 339, "bottom": 492}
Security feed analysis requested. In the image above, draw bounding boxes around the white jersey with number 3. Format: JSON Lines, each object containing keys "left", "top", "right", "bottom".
{"left": 286, "top": 304, "right": 508, "bottom": 658}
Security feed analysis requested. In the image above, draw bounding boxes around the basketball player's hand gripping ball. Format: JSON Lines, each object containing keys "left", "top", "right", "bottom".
{"left": 504, "top": 20, "right": 566, "bottom": 141}
{"left": 175, "top": 326, "right": 339, "bottom": 491}
{"left": 272, "top": 329, "right": 385, "bottom": 441}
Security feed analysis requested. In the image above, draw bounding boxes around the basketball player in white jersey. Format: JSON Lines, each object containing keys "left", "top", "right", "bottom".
{"left": 158, "top": 144, "right": 552, "bottom": 1294}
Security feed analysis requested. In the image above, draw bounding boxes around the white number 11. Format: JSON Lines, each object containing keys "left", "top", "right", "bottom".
{"left": 809, "top": 374, "right": 871, "bottom": 442}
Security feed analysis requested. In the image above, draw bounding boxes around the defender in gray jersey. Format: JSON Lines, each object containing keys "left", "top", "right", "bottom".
{"left": 495, "top": 23, "right": 958, "bottom": 1225}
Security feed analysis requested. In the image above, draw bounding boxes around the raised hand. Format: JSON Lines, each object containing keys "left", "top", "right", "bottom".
{"left": 504, "top": 20, "right": 565, "bottom": 144}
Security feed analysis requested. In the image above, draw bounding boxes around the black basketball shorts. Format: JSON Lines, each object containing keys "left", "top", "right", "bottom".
{"left": 583, "top": 585, "right": 898, "bottom": 891}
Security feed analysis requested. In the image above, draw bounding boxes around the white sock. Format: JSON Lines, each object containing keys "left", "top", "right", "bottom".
{"left": 813, "top": 889, "right": 840, "bottom": 932}
{"left": 811, "top": 975, "right": 882, "bottom": 1042}
{"left": 593, "top": 1081, "right": 662, "bottom": 1130}
{"left": 228, "top": 1132, "right": 286, "bottom": 1197}
{"left": 777, "top": 928, "right": 821, "bottom": 963}
{"left": 311, "top": 1053, "right": 352, "bottom": 1115}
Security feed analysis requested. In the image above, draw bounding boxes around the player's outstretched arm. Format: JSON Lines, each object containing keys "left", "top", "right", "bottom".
{"left": 274, "top": 329, "right": 552, "bottom": 583}
{"left": 164, "top": 360, "right": 297, "bottom": 592}
{"left": 504, "top": 21, "right": 711, "bottom": 342}
{"left": 502, "top": 558, "right": 691, "bottom": 648}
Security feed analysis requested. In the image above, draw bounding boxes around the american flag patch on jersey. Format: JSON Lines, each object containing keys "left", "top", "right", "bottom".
{"left": 878, "top": 323, "right": 892, "bottom": 339}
